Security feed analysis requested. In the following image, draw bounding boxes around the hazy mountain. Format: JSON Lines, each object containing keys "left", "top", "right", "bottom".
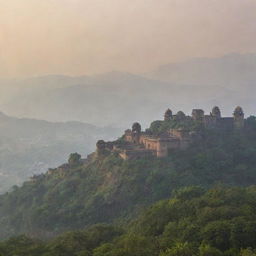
{"left": 1, "top": 53, "right": 255, "bottom": 128}
{"left": 0, "top": 75, "right": 89, "bottom": 106}
{"left": 0, "top": 72, "right": 239, "bottom": 127}
{"left": 147, "top": 53, "right": 256, "bottom": 86}
{"left": 0, "top": 112, "right": 119, "bottom": 193}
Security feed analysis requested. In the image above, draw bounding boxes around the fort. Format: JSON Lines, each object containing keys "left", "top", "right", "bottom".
{"left": 96, "top": 106, "right": 245, "bottom": 160}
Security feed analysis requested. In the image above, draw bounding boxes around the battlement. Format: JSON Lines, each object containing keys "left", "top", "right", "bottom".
{"left": 193, "top": 106, "right": 244, "bottom": 129}
{"left": 96, "top": 106, "right": 246, "bottom": 160}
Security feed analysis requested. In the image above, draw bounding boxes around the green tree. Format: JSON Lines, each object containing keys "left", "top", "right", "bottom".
{"left": 199, "top": 244, "right": 223, "bottom": 256}
{"left": 160, "top": 242, "right": 195, "bottom": 256}
{"left": 201, "top": 221, "right": 231, "bottom": 251}
{"left": 240, "top": 248, "right": 256, "bottom": 256}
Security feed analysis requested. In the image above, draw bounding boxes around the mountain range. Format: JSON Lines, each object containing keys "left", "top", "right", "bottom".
{"left": 0, "top": 53, "right": 255, "bottom": 128}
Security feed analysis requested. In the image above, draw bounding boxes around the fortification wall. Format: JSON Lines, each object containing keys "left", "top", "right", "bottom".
{"left": 169, "top": 129, "right": 190, "bottom": 139}
{"left": 140, "top": 136, "right": 158, "bottom": 150}
{"left": 100, "top": 106, "right": 246, "bottom": 160}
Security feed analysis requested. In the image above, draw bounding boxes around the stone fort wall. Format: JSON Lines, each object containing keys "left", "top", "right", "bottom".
{"left": 97, "top": 106, "right": 245, "bottom": 160}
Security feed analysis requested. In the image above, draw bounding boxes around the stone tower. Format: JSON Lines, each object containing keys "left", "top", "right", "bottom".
{"left": 132, "top": 122, "right": 141, "bottom": 144}
{"left": 176, "top": 111, "right": 186, "bottom": 121}
{"left": 164, "top": 109, "right": 173, "bottom": 121}
{"left": 211, "top": 106, "right": 221, "bottom": 119}
{"left": 192, "top": 109, "right": 204, "bottom": 121}
{"left": 96, "top": 140, "right": 106, "bottom": 156}
{"left": 233, "top": 106, "right": 245, "bottom": 129}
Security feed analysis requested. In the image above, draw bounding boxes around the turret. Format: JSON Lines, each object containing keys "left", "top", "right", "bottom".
{"left": 211, "top": 106, "right": 221, "bottom": 119}
{"left": 175, "top": 111, "right": 186, "bottom": 121}
{"left": 132, "top": 122, "right": 141, "bottom": 134}
{"left": 131, "top": 122, "right": 141, "bottom": 144}
{"left": 96, "top": 140, "right": 106, "bottom": 156}
{"left": 164, "top": 109, "right": 173, "bottom": 121}
{"left": 233, "top": 106, "right": 244, "bottom": 129}
{"left": 192, "top": 109, "right": 204, "bottom": 121}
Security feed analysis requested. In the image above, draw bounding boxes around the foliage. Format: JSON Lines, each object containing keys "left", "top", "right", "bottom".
{"left": 1, "top": 117, "right": 256, "bottom": 240}
{"left": 148, "top": 118, "right": 200, "bottom": 135}
{"left": 2, "top": 187, "right": 256, "bottom": 255}
{"left": 240, "top": 248, "right": 256, "bottom": 256}
{"left": 93, "top": 186, "right": 256, "bottom": 256}
{"left": 199, "top": 244, "right": 223, "bottom": 256}
{"left": 160, "top": 242, "right": 196, "bottom": 256}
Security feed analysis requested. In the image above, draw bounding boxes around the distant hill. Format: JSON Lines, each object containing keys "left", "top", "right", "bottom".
{"left": 0, "top": 112, "right": 119, "bottom": 193}
{"left": 2, "top": 72, "right": 192, "bottom": 127}
{"left": 1, "top": 116, "right": 256, "bottom": 239}
{"left": 146, "top": 53, "right": 256, "bottom": 86}
{"left": 1, "top": 53, "right": 256, "bottom": 127}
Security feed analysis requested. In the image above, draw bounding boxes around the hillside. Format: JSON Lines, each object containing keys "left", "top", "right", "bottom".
{"left": 2, "top": 186, "right": 256, "bottom": 256}
{"left": 0, "top": 112, "right": 119, "bottom": 193}
{"left": 1, "top": 116, "right": 256, "bottom": 239}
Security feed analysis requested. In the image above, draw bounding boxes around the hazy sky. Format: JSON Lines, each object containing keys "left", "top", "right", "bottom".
{"left": 1, "top": 0, "right": 256, "bottom": 78}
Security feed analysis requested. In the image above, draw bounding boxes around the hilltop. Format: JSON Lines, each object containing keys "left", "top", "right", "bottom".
{"left": 1, "top": 109, "right": 256, "bottom": 239}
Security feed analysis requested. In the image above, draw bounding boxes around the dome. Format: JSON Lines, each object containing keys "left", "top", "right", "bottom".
{"left": 176, "top": 111, "right": 185, "bottom": 117}
{"left": 132, "top": 122, "right": 142, "bottom": 133}
{"left": 164, "top": 109, "right": 173, "bottom": 121}
{"left": 176, "top": 111, "right": 186, "bottom": 120}
{"left": 234, "top": 106, "right": 244, "bottom": 116}
{"left": 96, "top": 140, "right": 106, "bottom": 150}
{"left": 165, "top": 108, "right": 172, "bottom": 115}
{"left": 212, "top": 106, "right": 221, "bottom": 117}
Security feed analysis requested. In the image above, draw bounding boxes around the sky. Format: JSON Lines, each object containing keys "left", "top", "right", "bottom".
{"left": 0, "top": 0, "right": 256, "bottom": 78}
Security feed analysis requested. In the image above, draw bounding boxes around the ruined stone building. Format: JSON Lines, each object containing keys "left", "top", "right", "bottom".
{"left": 96, "top": 106, "right": 245, "bottom": 160}
{"left": 193, "top": 106, "right": 245, "bottom": 130}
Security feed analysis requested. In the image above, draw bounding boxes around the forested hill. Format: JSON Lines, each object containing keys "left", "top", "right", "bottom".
{"left": 2, "top": 186, "right": 256, "bottom": 256}
{"left": 1, "top": 117, "right": 256, "bottom": 239}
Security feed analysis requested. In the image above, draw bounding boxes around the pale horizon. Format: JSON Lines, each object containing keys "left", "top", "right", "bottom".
{"left": 1, "top": 0, "right": 256, "bottom": 79}
{"left": 1, "top": 51, "right": 255, "bottom": 81}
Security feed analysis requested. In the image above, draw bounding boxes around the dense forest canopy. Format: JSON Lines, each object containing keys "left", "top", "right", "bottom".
{"left": 2, "top": 186, "right": 256, "bottom": 256}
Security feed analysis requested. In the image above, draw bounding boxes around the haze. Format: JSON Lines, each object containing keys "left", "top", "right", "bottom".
{"left": 1, "top": 0, "right": 256, "bottom": 192}
{"left": 1, "top": 0, "right": 256, "bottom": 79}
